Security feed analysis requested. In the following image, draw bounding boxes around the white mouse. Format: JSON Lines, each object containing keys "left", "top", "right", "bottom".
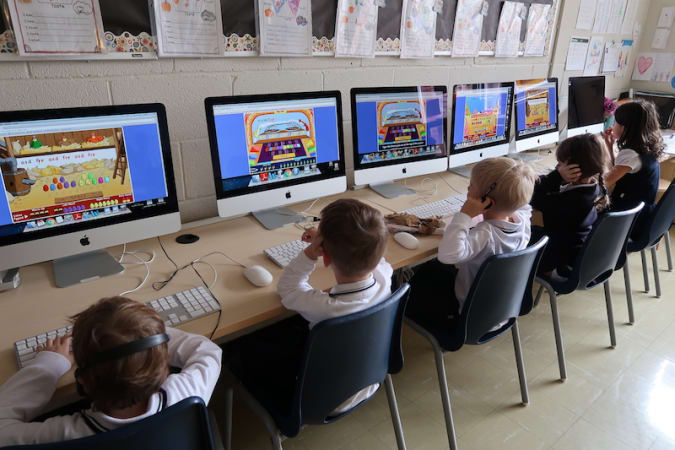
{"left": 243, "top": 265, "right": 273, "bottom": 287}
{"left": 393, "top": 232, "right": 419, "bottom": 250}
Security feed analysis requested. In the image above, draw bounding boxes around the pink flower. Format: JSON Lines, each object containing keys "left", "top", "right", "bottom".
{"left": 604, "top": 97, "right": 618, "bottom": 115}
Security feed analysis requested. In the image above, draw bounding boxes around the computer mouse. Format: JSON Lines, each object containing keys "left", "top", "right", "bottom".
{"left": 393, "top": 232, "right": 419, "bottom": 250}
{"left": 243, "top": 265, "right": 273, "bottom": 287}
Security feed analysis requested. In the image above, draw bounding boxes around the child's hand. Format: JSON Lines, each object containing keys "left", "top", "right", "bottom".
{"left": 601, "top": 128, "right": 616, "bottom": 151}
{"left": 460, "top": 196, "right": 492, "bottom": 218}
{"left": 37, "top": 334, "right": 74, "bottom": 366}
{"left": 558, "top": 162, "right": 581, "bottom": 183}
{"left": 304, "top": 230, "right": 324, "bottom": 260}
{"left": 301, "top": 227, "right": 317, "bottom": 243}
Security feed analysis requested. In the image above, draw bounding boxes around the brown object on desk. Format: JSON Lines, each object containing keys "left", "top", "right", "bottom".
{"left": 385, "top": 213, "right": 445, "bottom": 235}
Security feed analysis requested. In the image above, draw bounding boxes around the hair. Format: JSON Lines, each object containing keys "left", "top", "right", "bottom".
{"left": 318, "top": 198, "right": 388, "bottom": 278}
{"left": 71, "top": 297, "right": 169, "bottom": 413}
{"left": 614, "top": 99, "right": 665, "bottom": 159}
{"left": 556, "top": 134, "right": 610, "bottom": 210}
{"left": 470, "top": 157, "right": 536, "bottom": 213}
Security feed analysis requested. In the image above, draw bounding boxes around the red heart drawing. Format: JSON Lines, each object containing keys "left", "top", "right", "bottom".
{"left": 637, "top": 56, "right": 653, "bottom": 74}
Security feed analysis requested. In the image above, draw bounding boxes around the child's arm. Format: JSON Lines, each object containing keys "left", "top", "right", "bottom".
{"left": 437, "top": 212, "right": 491, "bottom": 265}
{"left": 277, "top": 250, "right": 331, "bottom": 324}
{"left": 530, "top": 169, "right": 563, "bottom": 211}
{"left": 162, "top": 328, "right": 222, "bottom": 404}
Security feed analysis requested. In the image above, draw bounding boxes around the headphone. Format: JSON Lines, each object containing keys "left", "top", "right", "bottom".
{"left": 75, "top": 333, "right": 170, "bottom": 397}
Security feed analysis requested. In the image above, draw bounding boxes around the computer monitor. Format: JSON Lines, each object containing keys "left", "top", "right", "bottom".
{"left": 568, "top": 76, "right": 605, "bottom": 137}
{"left": 450, "top": 82, "right": 514, "bottom": 169}
{"left": 514, "top": 78, "right": 559, "bottom": 152}
{"left": 633, "top": 90, "right": 675, "bottom": 129}
{"left": 0, "top": 104, "right": 180, "bottom": 287}
{"left": 205, "top": 91, "right": 346, "bottom": 230}
{"left": 351, "top": 86, "right": 448, "bottom": 198}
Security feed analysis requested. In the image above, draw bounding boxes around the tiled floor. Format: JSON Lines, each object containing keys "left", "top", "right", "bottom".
{"left": 213, "top": 230, "right": 675, "bottom": 450}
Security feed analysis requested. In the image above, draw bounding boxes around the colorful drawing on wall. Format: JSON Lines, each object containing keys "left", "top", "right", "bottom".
{"left": 463, "top": 96, "right": 501, "bottom": 142}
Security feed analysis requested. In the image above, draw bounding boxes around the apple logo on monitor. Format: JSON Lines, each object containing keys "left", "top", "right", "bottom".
{"left": 286, "top": 191, "right": 292, "bottom": 199}
{"left": 80, "top": 235, "right": 90, "bottom": 246}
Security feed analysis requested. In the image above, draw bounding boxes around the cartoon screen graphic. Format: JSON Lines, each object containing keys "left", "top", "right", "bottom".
{"left": 524, "top": 90, "right": 550, "bottom": 129}
{"left": 1, "top": 128, "right": 134, "bottom": 225}
{"left": 463, "top": 96, "right": 501, "bottom": 142}
{"left": 376, "top": 100, "right": 427, "bottom": 152}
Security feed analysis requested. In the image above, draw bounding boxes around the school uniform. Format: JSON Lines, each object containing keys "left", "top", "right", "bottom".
{"left": 0, "top": 328, "right": 222, "bottom": 445}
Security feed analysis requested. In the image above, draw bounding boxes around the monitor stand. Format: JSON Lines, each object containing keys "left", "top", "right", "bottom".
{"left": 370, "top": 182, "right": 415, "bottom": 199}
{"left": 509, "top": 152, "right": 541, "bottom": 162}
{"left": 252, "top": 207, "right": 305, "bottom": 230}
{"left": 53, "top": 250, "right": 124, "bottom": 288}
{"left": 448, "top": 165, "right": 473, "bottom": 179}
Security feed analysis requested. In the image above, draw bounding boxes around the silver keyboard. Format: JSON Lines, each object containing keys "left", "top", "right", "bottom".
{"left": 264, "top": 239, "right": 309, "bottom": 268}
{"left": 401, "top": 194, "right": 467, "bottom": 219}
{"left": 13, "top": 286, "right": 220, "bottom": 369}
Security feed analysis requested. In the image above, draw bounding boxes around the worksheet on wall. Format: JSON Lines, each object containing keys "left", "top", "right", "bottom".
{"left": 614, "top": 39, "right": 632, "bottom": 77}
{"left": 606, "top": 0, "right": 627, "bottom": 34}
{"left": 576, "top": 0, "right": 597, "bottom": 30}
{"left": 651, "top": 28, "right": 671, "bottom": 49}
{"left": 656, "top": 6, "right": 675, "bottom": 28}
{"left": 524, "top": 3, "right": 550, "bottom": 56}
{"left": 400, "top": 0, "right": 438, "bottom": 58}
{"left": 495, "top": 1, "right": 525, "bottom": 57}
{"left": 151, "top": 0, "right": 223, "bottom": 56}
{"left": 583, "top": 35, "right": 604, "bottom": 75}
{"left": 334, "top": 0, "right": 380, "bottom": 57}
{"left": 8, "top": 0, "right": 105, "bottom": 55}
{"left": 620, "top": 0, "right": 638, "bottom": 35}
{"left": 632, "top": 52, "right": 674, "bottom": 82}
{"left": 452, "top": 0, "right": 485, "bottom": 57}
{"left": 566, "top": 36, "right": 589, "bottom": 70}
{"left": 602, "top": 40, "right": 620, "bottom": 72}
{"left": 256, "top": 0, "right": 313, "bottom": 56}
{"left": 592, "top": 0, "right": 611, "bottom": 34}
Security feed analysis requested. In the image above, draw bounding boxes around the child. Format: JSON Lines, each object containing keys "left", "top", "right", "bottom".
{"left": 231, "top": 198, "right": 392, "bottom": 414}
{"left": 602, "top": 99, "right": 664, "bottom": 237}
{"left": 530, "top": 134, "right": 610, "bottom": 277}
{"left": 0, "top": 297, "right": 222, "bottom": 445}
{"left": 406, "top": 157, "right": 536, "bottom": 333}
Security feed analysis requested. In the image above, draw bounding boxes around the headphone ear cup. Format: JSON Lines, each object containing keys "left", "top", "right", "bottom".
{"left": 74, "top": 368, "right": 87, "bottom": 398}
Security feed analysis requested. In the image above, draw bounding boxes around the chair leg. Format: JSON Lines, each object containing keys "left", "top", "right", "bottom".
{"left": 623, "top": 264, "right": 635, "bottom": 325}
{"left": 384, "top": 374, "right": 407, "bottom": 450}
{"left": 604, "top": 280, "right": 617, "bottom": 348}
{"left": 432, "top": 343, "right": 458, "bottom": 450}
{"left": 546, "top": 284, "right": 567, "bottom": 381}
{"left": 641, "top": 250, "right": 650, "bottom": 293}
{"left": 665, "top": 231, "right": 673, "bottom": 272}
{"left": 270, "top": 434, "right": 283, "bottom": 450}
{"left": 651, "top": 247, "right": 661, "bottom": 298}
{"left": 534, "top": 285, "right": 544, "bottom": 307}
{"left": 511, "top": 321, "right": 529, "bottom": 405}
{"left": 224, "top": 388, "right": 233, "bottom": 450}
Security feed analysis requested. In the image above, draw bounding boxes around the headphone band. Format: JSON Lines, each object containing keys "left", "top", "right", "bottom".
{"left": 79, "top": 333, "right": 170, "bottom": 370}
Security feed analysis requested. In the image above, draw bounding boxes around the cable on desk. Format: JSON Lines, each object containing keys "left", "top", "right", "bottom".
{"left": 190, "top": 261, "right": 222, "bottom": 340}
{"left": 116, "top": 245, "right": 156, "bottom": 296}
{"left": 363, "top": 197, "right": 397, "bottom": 214}
{"left": 438, "top": 174, "right": 467, "bottom": 197}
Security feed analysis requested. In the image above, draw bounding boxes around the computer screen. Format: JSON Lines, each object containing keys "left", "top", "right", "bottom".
{"left": 352, "top": 87, "right": 447, "bottom": 169}
{"left": 514, "top": 78, "right": 558, "bottom": 140}
{"left": 0, "top": 108, "right": 175, "bottom": 244}
{"left": 568, "top": 76, "right": 605, "bottom": 130}
{"left": 634, "top": 91, "right": 675, "bottom": 129}
{"left": 207, "top": 93, "right": 344, "bottom": 198}
{"left": 451, "top": 83, "right": 514, "bottom": 153}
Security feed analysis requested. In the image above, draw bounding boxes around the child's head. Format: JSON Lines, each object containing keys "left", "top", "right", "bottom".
{"left": 469, "top": 157, "right": 536, "bottom": 214}
{"left": 318, "top": 198, "right": 387, "bottom": 278}
{"left": 71, "top": 297, "right": 169, "bottom": 413}
{"left": 613, "top": 99, "right": 665, "bottom": 158}
{"left": 556, "top": 134, "right": 610, "bottom": 209}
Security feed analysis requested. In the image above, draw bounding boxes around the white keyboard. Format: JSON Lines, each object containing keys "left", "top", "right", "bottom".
{"left": 401, "top": 194, "right": 467, "bottom": 219}
{"left": 13, "top": 286, "right": 220, "bottom": 369}
{"left": 264, "top": 239, "right": 309, "bottom": 268}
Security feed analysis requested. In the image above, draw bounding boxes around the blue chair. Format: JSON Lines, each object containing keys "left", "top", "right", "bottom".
{"left": 2, "top": 397, "right": 219, "bottom": 450}
{"left": 404, "top": 237, "right": 548, "bottom": 450}
{"left": 224, "top": 285, "right": 410, "bottom": 450}
{"left": 535, "top": 203, "right": 644, "bottom": 381}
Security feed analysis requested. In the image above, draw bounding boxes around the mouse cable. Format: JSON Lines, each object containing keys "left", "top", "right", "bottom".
{"left": 115, "top": 244, "right": 156, "bottom": 296}
{"left": 152, "top": 250, "right": 244, "bottom": 291}
{"left": 438, "top": 174, "right": 467, "bottom": 197}
{"left": 189, "top": 262, "right": 222, "bottom": 341}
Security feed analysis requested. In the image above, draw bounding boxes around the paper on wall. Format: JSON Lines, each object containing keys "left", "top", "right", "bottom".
{"left": 8, "top": 0, "right": 105, "bottom": 55}
{"left": 656, "top": 6, "right": 675, "bottom": 28}
{"left": 334, "top": 0, "right": 380, "bottom": 57}
{"left": 583, "top": 35, "right": 604, "bottom": 75}
{"left": 651, "top": 28, "right": 671, "bottom": 50}
{"left": 576, "top": 0, "right": 597, "bottom": 30}
{"left": 614, "top": 39, "right": 632, "bottom": 78}
{"left": 592, "top": 0, "right": 611, "bottom": 34}
{"left": 400, "top": 0, "right": 438, "bottom": 58}
{"left": 495, "top": 1, "right": 525, "bottom": 57}
{"left": 452, "top": 0, "right": 485, "bottom": 57}
{"left": 566, "top": 37, "right": 589, "bottom": 70}
{"left": 620, "top": 0, "right": 637, "bottom": 35}
{"left": 632, "top": 52, "right": 674, "bottom": 82}
{"left": 524, "top": 3, "right": 550, "bottom": 56}
{"left": 602, "top": 40, "right": 620, "bottom": 72}
{"left": 151, "top": 0, "right": 224, "bottom": 56}
{"left": 257, "top": 0, "right": 313, "bottom": 56}
{"left": 632, "top": 22, "right": 640, "bottom": 40}
{"left": 606, "top": 0, "right": 627, "bottom": 34}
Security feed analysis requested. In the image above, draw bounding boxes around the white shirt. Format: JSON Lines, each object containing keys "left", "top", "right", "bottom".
{"left": 0, "top": 328, "right": 222, "bottom": 445}
{"left": 615, "top": 148, "right": 642, "bottom": 174}
{"left": 437, "top": 204, "right": 532, "bottom": 312}
{"left": 277, "top": 251, "right": 393, "bottom": 413}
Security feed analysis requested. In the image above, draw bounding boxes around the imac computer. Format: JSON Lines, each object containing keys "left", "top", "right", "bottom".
{"left": 205, "top": 91, "right": 346, "bottom": 230}
{"left": 351, "top": 86, "right": 448, "bottom": 198}
{"left": 632, "top": 90, "right": 675, "bottom": 129}
{"left": 0, "top": 104, "right": 181, "bottom": 287}
{"left": 514, "top": 78, "right": 559, "bottom": 152}
{"left": 568, "top": 76, "right": 605, "bottom": 137}
{"left": 450, "top": 82, "right": 514, "bottom": 175}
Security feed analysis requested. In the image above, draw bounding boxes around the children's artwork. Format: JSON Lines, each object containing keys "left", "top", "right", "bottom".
{"left": 602, "top": 40, "right": 620, "bottom": 72}
{"left": 632, "top": 52, "right": 674, "bottom": 82}
{"left": 400, "top": 0, "right": 439, "bottom": 58}
{"left": 7, "top": 0, "right": 105, "bottom": 55}
{"left": 451, "top": 0, "right": 485, "bottom": 57}
{"left": 651, "top": 28, "right": 671, "bottom": 50}
{"left": 152, "top": 0, "right": 224, "bottom": 56}
{"left": 614, "top": 39, "right": 632, "bottom": 78}
{"left": 334, "top": 0, "right": 380, "bottom": 58}
{"left": 524, "top": 3, "right": 551, "bottom": 57}
{"left": 620, "top": 0, "right": 638, "bottom": 35}
{"left": 576, "top": 0, "right": 597, "bottom": 30}
{"left": 495, "top": 1, "right": 525, "bottom": 57}
{"left": 592, "top": 0, "right": 611, "bottom": 34}
{"left": 257, "top": 0, "right": 312, "bottom": 56}
{"left": 583, "top": 36, "right": 604, "bottom": 75}
{"left": 606, "top": 0, "right": 627, "bottom": 34}
{"left": 566, "top": 36, "right": 589, "bottom": 71}
{"left": 656, "top": 6, "right": 675, "bottom": 28}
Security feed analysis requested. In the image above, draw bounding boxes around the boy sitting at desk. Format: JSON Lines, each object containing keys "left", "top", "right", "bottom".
{"left": 0, "top": 296, "right": 222, "bottom": 445}
{"left": 230, "top": 198, "right": 392, "bottom": 413}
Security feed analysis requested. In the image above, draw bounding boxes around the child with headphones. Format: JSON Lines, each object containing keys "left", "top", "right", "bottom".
{"left": 0, "top": 297, "right": 222, "bottom": 445}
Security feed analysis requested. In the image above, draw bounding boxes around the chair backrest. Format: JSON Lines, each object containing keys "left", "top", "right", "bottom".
{"left": 571, "top": 202, "right": 643, "bottom": 290}
{"left": 647, "top": 180, "right": 675, "bottom": 246}
{"left": 2, "top": 397, "right": 215, "bottom": 450}
{"left": 290, "top": 284, "right": 410, "bottom": 429}
{"left": 459, "top": 236, "right": 548, "bottom": 345}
